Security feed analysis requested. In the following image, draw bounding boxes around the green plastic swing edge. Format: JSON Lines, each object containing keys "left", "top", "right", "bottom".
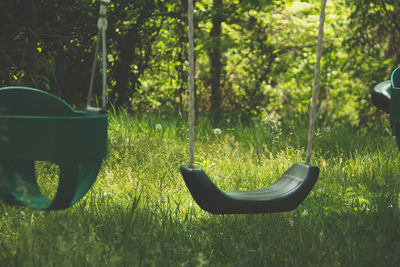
{"left": 180, "top": 162, "right": 319, "bottom": 214}
{"left": 371, "top": 68, "right": 400, "bottom": 150}
{"left": 390, "top": 68, "right": 400, "bottom": 125}
{"left": 0, "top": 86, "right": 108, "bottom": 210}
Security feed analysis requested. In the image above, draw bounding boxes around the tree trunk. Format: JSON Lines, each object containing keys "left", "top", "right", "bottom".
{"left": 25, "top": 0, "right": 38, "bottom": 88}
{"left": 114, "top": 34, "right": 135, "bottom": 108}
{"left": 209, "top": 0, "right": 223, "bottom": 121}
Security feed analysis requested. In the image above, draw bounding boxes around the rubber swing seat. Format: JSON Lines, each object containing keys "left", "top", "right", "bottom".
{"left": 371, "top": 80, "right": 391, "bottom": 114}
{"left": 180, "top": 162, "right": 319, "bottom": 214}
{"left": 371, "top": 68, "right": 400, "bottom": 150}
{"left": 0, "top": 87, "right": 108, "bottom": 210}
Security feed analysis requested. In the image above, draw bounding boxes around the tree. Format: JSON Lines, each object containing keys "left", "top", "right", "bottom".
{"left": 25, "top": 0, "right": 39, "bottom": 88}
{"left": 345, "top": 0, "right": 400, "bottom": 82}
{"left": 107, "top": 0, "right": 184, "bottom": 109}
{"left": 209, "top": 0, "right": 224, "bottom": 121}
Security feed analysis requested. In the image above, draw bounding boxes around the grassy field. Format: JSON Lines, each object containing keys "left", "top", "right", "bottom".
{"left": 0, "top": 111, "right": 399, "bottom": 266}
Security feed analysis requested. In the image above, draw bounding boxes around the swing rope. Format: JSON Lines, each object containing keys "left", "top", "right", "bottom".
{"left": 87, "top": 0, "right": 110, "bottom": 111}
{"left": 188, "top": 0, "right": 196, "bottom": 167}
{"left": 188, "top": 0, "right": 195, "bottom": 167}
{"left": 306, "top": 0, "right": 326, "bottom": 164}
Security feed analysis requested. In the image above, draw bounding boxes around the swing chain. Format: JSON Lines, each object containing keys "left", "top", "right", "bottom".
{"left": 87, "top": 0, "right": 110, "bottom": 113}
{"left": 98, "top": 0, "right": 110, "bottom": 29}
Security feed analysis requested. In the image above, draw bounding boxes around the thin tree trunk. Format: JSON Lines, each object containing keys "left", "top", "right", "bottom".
{"left": 114, "top": 35, "right": 135, "bottom": 108}
{"left": 25, "top": 0, "right": 38, "bottom": 88}
{"left": 210, "top": 0, "right": 223, "bottom": 121}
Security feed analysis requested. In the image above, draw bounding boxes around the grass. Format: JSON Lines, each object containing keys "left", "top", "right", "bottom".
{"left": 0, "top": 111, "right": 399, "bottom": 266}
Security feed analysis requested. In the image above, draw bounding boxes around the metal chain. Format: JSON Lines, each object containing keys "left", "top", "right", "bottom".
{"left": 87, "top": 0, "right": 110, "bottom": 111}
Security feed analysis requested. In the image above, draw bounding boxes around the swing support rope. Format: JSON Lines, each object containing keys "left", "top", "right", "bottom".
{"left": 87, "top": 0, "right": 110, "bottom": 111}
{"left": 187, "top": 0, "right": 326, "bottom": 166}
{"left": 306, "top": 0, "right": 327, "bottom": 164}
{"left": 188, "top": 0, "right": 195, "bottom": 167}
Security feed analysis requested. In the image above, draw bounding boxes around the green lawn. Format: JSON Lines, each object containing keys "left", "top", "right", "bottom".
{"left": 0, "top": 112, "right": 399, "bottom": 266}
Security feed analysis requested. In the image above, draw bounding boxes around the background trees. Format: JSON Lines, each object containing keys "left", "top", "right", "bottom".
{"left": 0, "top": 0, "right": 397, "bottom": 125}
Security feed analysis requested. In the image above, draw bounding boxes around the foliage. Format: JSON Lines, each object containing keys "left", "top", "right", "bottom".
{"left": 342, "top": 0, "right": 400, "bottom": 125}
{"left": 0, "top": 0, "right": 399, "bottom": 125}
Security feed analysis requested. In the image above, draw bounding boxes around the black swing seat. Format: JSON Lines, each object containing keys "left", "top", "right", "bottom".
{"left": 180, "top": 162, "right": 319, "bottom": 214}
{"left": 371, "top": 80, "right": 391, "bottom": 114}
{"left": 0, "top": 86, "right": 108, "bottom": 210}
{"left": 371, "top": 69, "right": 400, "bottom": 151}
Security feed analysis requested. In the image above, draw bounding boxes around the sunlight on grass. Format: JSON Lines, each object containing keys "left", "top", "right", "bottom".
{"left": 34, "top": 161, "right": 60, "bottom": 200}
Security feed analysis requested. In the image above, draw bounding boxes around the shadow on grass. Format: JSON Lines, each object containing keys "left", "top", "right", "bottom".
{"left": 1, "top": 191, "right": 399, "bottom": 267}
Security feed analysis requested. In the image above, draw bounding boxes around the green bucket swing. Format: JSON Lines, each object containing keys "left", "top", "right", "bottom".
{"left": 179, "top": 0, "right": 326, "bottom": 214}
{"left": 0, "top": 0, "right": 110, "bottom": 210}
{"left": 371, "top": 67, "right": 400, "bottom": 150}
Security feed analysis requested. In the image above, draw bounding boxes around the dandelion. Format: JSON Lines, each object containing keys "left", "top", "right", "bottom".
{"left": 213, "top": 128, "right": 222, "bottom": 135}
{"left": 156, "top": 123, "right": 162, "bottom": 130}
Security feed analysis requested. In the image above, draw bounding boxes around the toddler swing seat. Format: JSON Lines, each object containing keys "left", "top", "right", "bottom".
{"left": 0, "top": 0, "right": 110, "bottom": 210}
{"left": 0, "top": 87, "right": 107, "bottom": 210}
